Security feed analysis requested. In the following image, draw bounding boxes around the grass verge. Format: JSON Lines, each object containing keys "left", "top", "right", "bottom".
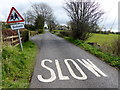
{"left": 2, "top": 41, "right": 37, "bottom": 88}
{"left": 86, "top": 33, "right": 119, "bottom": 46}
{"left": 64, "top": 37, "right": 120, "bottom": 69}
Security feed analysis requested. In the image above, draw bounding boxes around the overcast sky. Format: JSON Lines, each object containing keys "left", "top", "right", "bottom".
{"left": 0, "top": 0, "right": 119, "bottom": 32}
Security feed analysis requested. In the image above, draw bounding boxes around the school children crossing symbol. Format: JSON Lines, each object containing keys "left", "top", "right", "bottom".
{"left": 7, "top": 7, "right": 24, "bottom": 23}
{"left": 6, "top": 7, "right": 25, "bottom": 51}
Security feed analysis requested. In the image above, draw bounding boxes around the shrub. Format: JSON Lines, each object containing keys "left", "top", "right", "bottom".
{"left": 37, "top": 29, "right": 44, "bottom": 34}
{"left": 111, "top": 37, "right": 120, "bottom": 56}
{"left": 20, "top": 29, "right": 29, "bottom": 42}
{"left": 100, "top": 37, "right": 120, "bottom": 56}
{"left": 2, "top": 41, "right": 37, "bottom": 88}
{"left": 30, "top": 31, "right": 38, "bottom": 36}
{"left": 51, "top": 30, "right": 58, "bottom": 34}
{"left": 59, "top": 31, "right": 70, "bottom": 37}
{"left": 25, "top": 24, "right": 36, "bottom": 31}
{"left": 55, "top": 33, "right": 63, "bottom": 37}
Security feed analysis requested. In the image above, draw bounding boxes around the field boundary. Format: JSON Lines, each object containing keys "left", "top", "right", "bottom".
{"left": 3, "top": 35, "right": 22, "bottom": 46}
{"left": 63, "top": 36, "right": 120, "bottom": 69}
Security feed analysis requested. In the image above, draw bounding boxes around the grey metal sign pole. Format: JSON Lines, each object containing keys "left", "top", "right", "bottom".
{"left": 17, "top": 29, "right": 23, "bottom": 51}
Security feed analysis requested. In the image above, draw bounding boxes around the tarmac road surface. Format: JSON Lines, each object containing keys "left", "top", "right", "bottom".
{"left": 30, "top": 31, "right": 118, "bottom": 88}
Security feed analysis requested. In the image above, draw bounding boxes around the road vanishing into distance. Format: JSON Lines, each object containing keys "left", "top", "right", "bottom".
{"left": 30, "top": 31, "right": 118, "bottom": 88}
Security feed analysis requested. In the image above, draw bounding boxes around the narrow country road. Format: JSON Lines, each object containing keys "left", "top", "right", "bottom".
{"left": 30, "top": 31, "right": 118, "bottom": 88}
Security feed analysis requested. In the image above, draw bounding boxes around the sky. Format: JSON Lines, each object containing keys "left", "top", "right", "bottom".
{"left": 0, "top": 0, "right": 119, "bottom": 32}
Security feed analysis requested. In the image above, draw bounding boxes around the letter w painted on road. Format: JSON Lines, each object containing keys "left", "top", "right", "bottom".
{"left": 77, "top": 59, "right": 107, "bottom": 77}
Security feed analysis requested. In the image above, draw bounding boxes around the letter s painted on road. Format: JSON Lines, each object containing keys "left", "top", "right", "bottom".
{"left": 37, "top": 59, "right": 56, "bottom": 82}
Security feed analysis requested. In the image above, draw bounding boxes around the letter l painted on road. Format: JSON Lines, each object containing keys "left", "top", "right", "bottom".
{"left": 55, "top": 59, "right": 69, "bottom": 80}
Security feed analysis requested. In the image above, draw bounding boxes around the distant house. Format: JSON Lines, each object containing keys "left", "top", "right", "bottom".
{"left": 56, "top": 25, "right": 69, "bottom": 30}
{"left": 44, "top": 22, "right": 48, "bottom": 29}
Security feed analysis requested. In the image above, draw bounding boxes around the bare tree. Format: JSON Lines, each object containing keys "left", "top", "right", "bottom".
{"left": 46, "top": 16, "right": 57, "bottom": 31}
{"left": 26, "top": 10, "right": 35, "bottom": 25}
{"left": 64, "top": 0, "right": 104, "bottom": 40}
{"left": 23, "top": 10, "right": 35, "bottom": 25}
{"left": 31, "top": 3, "right": 53, "bottom": 21}
{"left": 25, "top": 3, "right": 55, "bottom": 29}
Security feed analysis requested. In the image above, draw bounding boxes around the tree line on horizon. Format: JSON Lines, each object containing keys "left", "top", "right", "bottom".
{"left": 2, "top": 0, "right": 116, "bottom": 40}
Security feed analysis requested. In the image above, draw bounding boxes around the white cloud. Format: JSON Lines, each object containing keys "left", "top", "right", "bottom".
{"left": 0, "top": 0, "right": 119, "bottom": 32}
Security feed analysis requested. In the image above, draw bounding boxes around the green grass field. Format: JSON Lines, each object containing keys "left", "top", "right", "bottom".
{"left": 52, "top": 30, "right": 120, "bottom": 68}
{"left": 64, "top": 37, "right": 120, "bottom": 69}
{"left": 86, "top": 34, "right": 119, "bottom": 46}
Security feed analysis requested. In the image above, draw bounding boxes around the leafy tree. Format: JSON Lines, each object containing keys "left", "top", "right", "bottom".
{"left": 24, "top": 3, "right": 56, "bottom": 30}
{"left": 34, "top": 15, "right": 45, "bottom": 29}
{"left": 47, "top": 19, "right": 57, "bottom": 31}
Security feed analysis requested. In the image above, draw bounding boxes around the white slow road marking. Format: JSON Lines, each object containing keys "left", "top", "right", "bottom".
{"left": 37, "top": 59, "right": 107, "bottom": 82}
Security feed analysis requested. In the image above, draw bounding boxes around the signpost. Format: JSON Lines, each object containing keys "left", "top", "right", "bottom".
{"left": 6, "top": 7, "right": 24, "bottom": 23}
{"left": 11, "top": 23, "right": 24, "bottom": 30}
{"left": 6, "top": 7, "right": 25, "bottom": 51}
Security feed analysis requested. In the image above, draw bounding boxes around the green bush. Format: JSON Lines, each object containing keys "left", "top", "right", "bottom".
{"left": 55, "top": 33, "right": 63, "bottom": 37}
{"left": 25, "top": 24, "right": 36, "bottom": 30}
{"left": 30, "top": 31, "right": 38, "bottom": 36}
{"left": 52, "top": 30, "right": 71, "bottom": 37}
{"left": 37, "top": 29, "right": 44, "bottom": 34}
{"left": 51, "top": 30, "right": 58, "bottom": 34}
{"left": 20, "top": 30, "right": 29, "bottom": 42}
{"left": 2, "top": 41, "right": 37, "bottom": 88}
{"left": 59, "top": 31, "right": 71, "bottom": 37}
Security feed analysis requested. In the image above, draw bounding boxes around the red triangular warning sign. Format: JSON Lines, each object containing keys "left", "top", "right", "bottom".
{"left": 6, "top": 7, "right": 24, "bottom": 23}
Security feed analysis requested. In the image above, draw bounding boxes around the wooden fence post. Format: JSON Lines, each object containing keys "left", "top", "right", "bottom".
{"left": 29, "top": 31, "right": 30, "bottom": 40}
{"left": 0, "top": 22, "right": 2, "bottom": 89}
{"left": 11, "top": 35, "right": 13, "bottom": 45}
{"left": 0, "top": 22, "right": 2, "bottom": 53}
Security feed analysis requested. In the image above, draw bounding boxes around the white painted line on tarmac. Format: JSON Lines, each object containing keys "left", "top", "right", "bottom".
{"left": 37, "top": 59, "right": 56, "bottom": 82}
{"left": 64, "top": 59, "right": 87, "bottom": 80}
{"left": 37, "top": 59, "right": 107, "bottom": 83}
{"left": 55, "top": 59, "right": 70, "bottom": 80}
{"left": 77, "top": 59, "right": 107, "bottom": 77}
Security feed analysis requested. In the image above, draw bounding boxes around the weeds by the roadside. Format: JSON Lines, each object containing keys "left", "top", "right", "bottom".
{"left": 64, "top": 37, "right": 120, "bottom": 69}
{"left": 2, "top": 41, "right": 37, "bottom": 88}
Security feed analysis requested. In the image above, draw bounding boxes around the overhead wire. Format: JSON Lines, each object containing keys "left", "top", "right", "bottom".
{"left": 101, "top": 1, "right": 117, "bottom": 31}
{"left": 27, "top": 0, "right": 34, "bottom": 5}
{"left": 109, "top": 15, "right": 117, "bottom": 31}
